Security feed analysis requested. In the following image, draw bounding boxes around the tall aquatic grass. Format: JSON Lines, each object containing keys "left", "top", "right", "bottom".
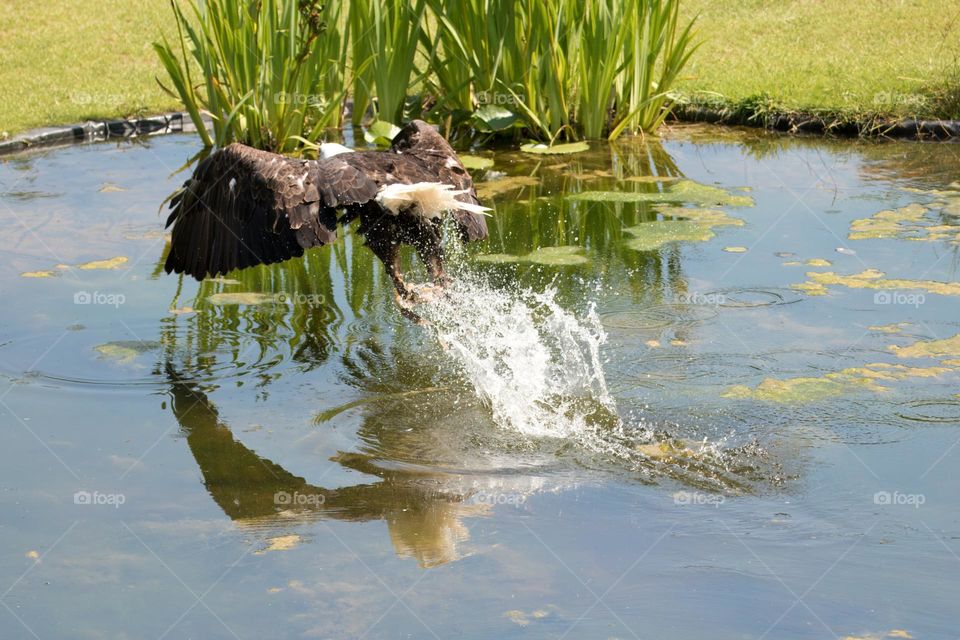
{"left": 426, "top": 0, "right": 699, "bottom": 140}
{"left": 156, "top": 0, "right": 699, "bottom": 148}
{"left": 350, "top": 0, "right": 427, "bottom": 125}
{"left": 154, "top": 0, "right": 347, "bottom": 153}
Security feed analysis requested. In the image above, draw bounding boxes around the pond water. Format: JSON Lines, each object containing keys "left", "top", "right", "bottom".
{"left": 1, "top": 126, "right": 958, "bottom": 639}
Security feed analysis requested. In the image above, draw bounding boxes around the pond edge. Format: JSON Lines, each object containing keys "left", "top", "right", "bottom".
{"left": 2, "top": 107, "right": 959, "bottom": 158}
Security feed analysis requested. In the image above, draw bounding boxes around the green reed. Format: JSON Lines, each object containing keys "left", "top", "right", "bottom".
{"left": 154, "top": 0, "right": 347, "bottom": 153}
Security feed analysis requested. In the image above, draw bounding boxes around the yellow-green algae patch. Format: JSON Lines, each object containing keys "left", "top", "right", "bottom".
{"left": 568, "top": 179, "right": 754, "bottom": 207}
{"left": 849, "top": 201, "right": 960, "bottom": 244}
{"left": 889, "top": 333, "right": 960, "bottom": 359}
{"left": 624, "top": 208, "right": 744, "bottom": 252}
{"left": 869, "top": 322, "right": 911, "bottom": 334}
{"left": 20, "top": 270, "right": 59, "bottom": 278}
{"left": 625, "top": 221, "right": 718, "bottom": 251}
{"left": 73, "top": 256, "right": 129, "bottom": 270}
{"left": 805, "top": 258, "right": 832, "bottom": 267}
{"left": 791, "top": 281, "right": 829, "bottom": 296}
{"left": 723, "top": 363, "right": 951, "bottom": 403}
{"left": 794, "top": 269, "right": 960, "bottom": 297}
{"left": 724, "top": 246, "right": 748, "bottom": 253}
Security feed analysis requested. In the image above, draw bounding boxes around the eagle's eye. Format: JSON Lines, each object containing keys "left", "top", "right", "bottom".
{"left": 449, "top": 165, "right": 466, "bottom": 175}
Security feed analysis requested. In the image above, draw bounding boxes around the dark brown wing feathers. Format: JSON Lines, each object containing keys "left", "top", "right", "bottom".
{"left": 164, "top": 121, "right": 487, "bottom": 281}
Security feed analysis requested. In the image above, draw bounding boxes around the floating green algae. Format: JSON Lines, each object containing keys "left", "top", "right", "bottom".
{"left": 792, "top": 269, "right": 960, "bottom": 297}
{"left": 890, "top": 333, "right": 960, "bottom": 359}
{"left": 849, "top": 201, "right": 960, "bottom": 244}
{"left": 623, "top": 207, "right": 744, "bottom": 252}
{"left": 723, "top": 363, "right": 951, "bottom": 403}
{"left": 568, "top": 179, "right": 754, "bottom": 207}
{"left": 476, "top": 245, "right": 589, "bottom": 266}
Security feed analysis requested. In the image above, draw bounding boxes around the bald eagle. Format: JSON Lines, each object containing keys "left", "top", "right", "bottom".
{"left": 163, "top": 120, "right": 489, "bottom": 307}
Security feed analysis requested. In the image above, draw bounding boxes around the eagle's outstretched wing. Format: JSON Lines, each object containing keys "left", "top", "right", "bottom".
{"left": 164, "top": 144, "right": 379, "bottom": 280}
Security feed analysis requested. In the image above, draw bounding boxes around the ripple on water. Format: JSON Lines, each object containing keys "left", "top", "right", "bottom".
{"left": 0, "top": 322, "right": 302, "bottom": 391}
{"left": 703, "top": 287, "right": 804, "bottom": 309}
{"left": 895, "top": 399, "right": 960, "bottom": 425}
{"left": 601, "top": 303, "right": 718, "bottom": 331}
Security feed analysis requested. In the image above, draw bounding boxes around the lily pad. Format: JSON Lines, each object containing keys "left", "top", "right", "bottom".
{"left": 459, "top": 155, "right": 495, "bottom": 171}
{"left": 475, "top": 253, "right": 521, "bottom": 264}
{"left": 568, "top": 179, "right": 753, "bottom": 207}
{"left": 520, "top": 141, "right": 590, "bottom": 155}
{"left": 475, "top": 246, "right": 589, "bottom": 266}
{"left": 472, "top": 105, "right": 520, "bottom": 132}
{"left": 364, "top": 120, "right": 401, "bottom": 145}
{"left": 524, "top": 246, "right": 590, "bottom": 266}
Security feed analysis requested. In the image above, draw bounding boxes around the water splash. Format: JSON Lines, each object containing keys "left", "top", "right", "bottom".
{"left": 413, "top": 268, "right": 776, "bottom": 493}
{"left": 418, "top": 273, "right": 628, "bottom": 443}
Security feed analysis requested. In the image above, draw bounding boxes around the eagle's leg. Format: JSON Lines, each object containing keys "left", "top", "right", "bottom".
{"left": 370, "top": 241, "right": 413, "bottom": 301}
{"left": 413, "top": 223, "right": 451, "bottom": 290}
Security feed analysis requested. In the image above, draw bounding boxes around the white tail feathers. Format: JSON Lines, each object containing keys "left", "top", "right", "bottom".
{"left": 318, "top": 142, "right": 354, "bottom": 159}
{"left": 376, "top": 182, "right": 492, "bottom": 220}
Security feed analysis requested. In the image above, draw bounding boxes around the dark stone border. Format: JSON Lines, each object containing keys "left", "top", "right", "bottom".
{"left": 0, "top": 112, "right": 212, "bottom": 157}
{"left": 2, "top": 105, "right": 958, "bottom": 157}
{"left": 672, "top": 105, "right": 960, "bottom": 140}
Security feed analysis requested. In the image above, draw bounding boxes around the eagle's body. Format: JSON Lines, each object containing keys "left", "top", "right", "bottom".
{"left": 163, "top": 120, "right": 488, "bottom": 308}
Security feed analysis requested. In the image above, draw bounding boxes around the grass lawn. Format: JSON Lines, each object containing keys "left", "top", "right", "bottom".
{"left": 0, "top": 0, "right": 180, "bottom": 137}
{"left": 678, "top": 0, "right": 960, "bottom": 119}
{"left": 1, "top": 0, "right": 959, "bottom": 137}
